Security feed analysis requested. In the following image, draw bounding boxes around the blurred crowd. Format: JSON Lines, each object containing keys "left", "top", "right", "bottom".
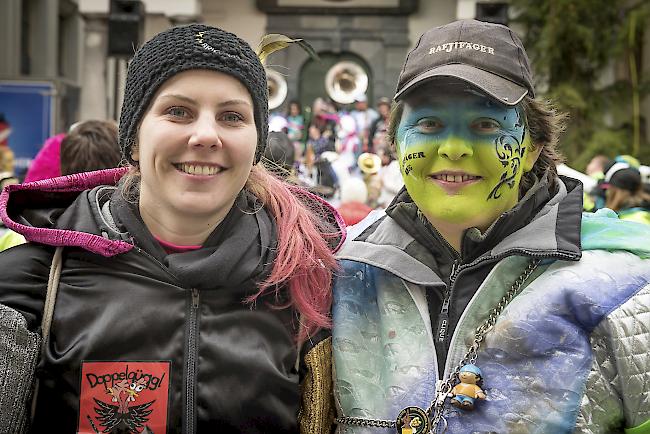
{"left": 265, "top": 94, "right": 403, "bottom": 225}
{"left": 1, "top": 94, "right": 649, "bottom": 243}
{"left": 580, "top": 154, "right": 650, "bottom": 224}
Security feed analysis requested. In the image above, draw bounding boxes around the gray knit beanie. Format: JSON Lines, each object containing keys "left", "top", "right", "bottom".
{"left": 118, "top": 24, "right": 268, "bottom": 164}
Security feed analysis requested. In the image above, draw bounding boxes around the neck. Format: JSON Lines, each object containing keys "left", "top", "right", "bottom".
{"left": 139, "top": 197, "right": 232, "bottom": 246}
{"left": 426, "top": 217, "right": 465, "bottom": 253}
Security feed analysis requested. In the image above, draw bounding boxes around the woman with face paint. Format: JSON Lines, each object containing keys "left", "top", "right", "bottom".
{"left": 331, "top": 20, "right": 650, "bottom": 434}
{"left": 0, "top": 25, "right": 344, "bottom": 433}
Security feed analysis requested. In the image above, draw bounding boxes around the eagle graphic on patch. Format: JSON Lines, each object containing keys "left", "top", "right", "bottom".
{"left": 78, "top": 361, "right": 171, "bottom": 434}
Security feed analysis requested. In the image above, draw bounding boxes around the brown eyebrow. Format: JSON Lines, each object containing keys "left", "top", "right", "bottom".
{"left": 157, "top": 95, "right": 251, "bottom": 109}
{"left": 217, "top": 99, "right": 252, "bottom": 108}
{"left": 158, "top": 94, "right": 197, "bottom": 105}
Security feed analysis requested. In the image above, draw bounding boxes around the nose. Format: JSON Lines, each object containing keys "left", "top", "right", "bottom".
{"left": 188, "top": 113, "right": 222, "bottom": 149}
{"left": 437, "top": 136, "right": 473, "bottom": 160}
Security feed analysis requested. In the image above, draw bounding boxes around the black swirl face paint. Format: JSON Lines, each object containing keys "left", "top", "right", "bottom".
{"left": 487, "top": 108, "right": 527, "bottom": 200}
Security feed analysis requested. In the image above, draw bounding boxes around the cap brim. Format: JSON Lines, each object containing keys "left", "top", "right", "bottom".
{"left": 395, "top": 64, "right": 528, "bottom": 106}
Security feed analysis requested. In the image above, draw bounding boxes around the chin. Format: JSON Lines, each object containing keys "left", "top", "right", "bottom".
{"left": 176, "top": 196, "right": 230, "bottom": 216}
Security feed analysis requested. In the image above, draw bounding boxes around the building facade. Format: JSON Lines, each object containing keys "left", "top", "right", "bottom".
{"left": 0, "top": 0, "right": 648, "bottom": 169}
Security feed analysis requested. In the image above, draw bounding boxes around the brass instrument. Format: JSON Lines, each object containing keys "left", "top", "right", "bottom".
{"left": 325, "top": 61, "right": 368, "bottom": 104}
{"left": 266, "top": 68, "right": 288, "bottom": 110}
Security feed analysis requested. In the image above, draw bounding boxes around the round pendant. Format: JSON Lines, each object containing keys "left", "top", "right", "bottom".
{"left": 395, "top": 406, "right": 430, "bottom": 434}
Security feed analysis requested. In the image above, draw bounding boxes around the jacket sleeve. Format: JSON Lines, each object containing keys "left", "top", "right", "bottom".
{"left": 575, "top": 281, "right": 650, "bottom": 433}
{"left": 0, "top": 243, "right": 53, "bottom": 331}
{"left": 0, "top": 243, "right": 52, "bottom": 433}
{"left": 298, "top": 332, "right": 335, "bottom": 434}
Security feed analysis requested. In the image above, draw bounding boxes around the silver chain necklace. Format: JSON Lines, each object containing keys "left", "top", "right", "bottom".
{"left": 335, "top": 259, "right": 541, "bottom": 433}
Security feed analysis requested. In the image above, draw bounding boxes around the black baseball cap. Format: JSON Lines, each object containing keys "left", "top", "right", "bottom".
{"left": 395, "top": 19, "right": 535, "bottom": 105}
{"left": 603, "top": 162, "right": 642, "bottom": 192}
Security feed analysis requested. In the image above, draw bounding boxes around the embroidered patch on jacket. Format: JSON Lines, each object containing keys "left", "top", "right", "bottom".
{"left": 78, "top": 361, "right": 171, "bottom": 434}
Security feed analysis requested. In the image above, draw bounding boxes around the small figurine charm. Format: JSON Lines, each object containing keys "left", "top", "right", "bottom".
{"left": 448, "top": 364, "right": 486, "bottom": 410}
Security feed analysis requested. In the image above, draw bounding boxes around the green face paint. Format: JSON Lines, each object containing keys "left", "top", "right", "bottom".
{"left": 396, "top": 84, "right": 531, "bottom": 230}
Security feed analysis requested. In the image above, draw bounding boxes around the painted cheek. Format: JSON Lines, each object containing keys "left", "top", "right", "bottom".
{"left": 485, "top": 127, "right": 528, "bottom": 201}
{"left": 396, "top": 128, "right": 436, "bottom": 179}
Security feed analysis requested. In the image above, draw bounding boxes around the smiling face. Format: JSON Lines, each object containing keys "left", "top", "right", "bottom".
{"left": 459, "top": 371, "right": 479, "bottom": 385}
{"left": 133, "top": 69, "right": 257, "bottom": 231}
{"left": 396, "top": 82, "right": 540, "bottom": 231}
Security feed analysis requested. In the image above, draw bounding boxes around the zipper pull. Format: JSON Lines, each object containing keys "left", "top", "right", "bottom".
{"left": 436, "top": 294, "right": 451, "bottom": 343}
{"left": 191, "top": 288, "right": 200, "bottom": 309}
{"left": 449, "top": 260, "right": 460, "bottom": 286}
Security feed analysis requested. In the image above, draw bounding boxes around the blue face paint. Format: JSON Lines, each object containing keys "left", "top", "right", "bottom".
{"left": 395, "top": 84, "right": 534, "bottom": 231}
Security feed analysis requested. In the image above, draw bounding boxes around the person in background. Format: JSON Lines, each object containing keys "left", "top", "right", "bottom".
{"left": 286, "top": 100, "right": 305, "bottom": 159}
{"left": 0, "top": 144, "right": 17, "bottom": 185}
{"left": 0, "top": 144, "right": 22, "bottom": 250}
{"left": 585, "top": 154, "right": 610, "bottom": 180}
{"left": 0, "top": 113, "right": 12, "bottom": 149}
{"left": 268, "top": 110, "right": 288, "bottom": 134}
{"left": 0, "top": 24, "right": 344, "bottom": 433}
{"left": 307, "top": 124, "right": 335, "bottom": 160}
{"left": 310, "top": 97, "right": 338, "bottom": 151}
{"left": 603, "top": 163, "right": 650, "bottom": 224}
{"left": 368, "top": 97, "right": 391, "bottom": 154}
{"left": 357, "top": 152, "right": 382, "bottom": 208}
{"left": 0, "top": 119, "right": 122, "bottom": 252}
{"left": 331, "top": 19, "right": 650, "bottom": 434}
{"left": 23, "top": 133, "right": 65, "bottom": 182}
{"left": 377, "top": 149, "right": 404, "bottom": 208}
{"left": 350, "top": 93, "right": 378, "bottom": 154}
{"left": 584, "top": 156, "right": 612, "bottom": 211}
{"left": 640, "top": 164, "right": 650, "bottom": 195}
{"left": 60, "top": 119, "right": 121, "bottom": 175}
{"left": 301, "top": 125, "right": 334, "bottom": 189}
{"left": 336, "top": 177, "right": 372, "bottom": 226}
{"left": 336, "top": 112, "right": 360, "bottom": 173}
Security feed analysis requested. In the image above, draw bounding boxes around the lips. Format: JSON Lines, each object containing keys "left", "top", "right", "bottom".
{"left": 430, "top": 173, "right": 481, "bottom": 183}
{"left": 428, "top": 171, "right": 482, "bottom": 194}
{"left": 173, "top": 162, "right": 224, "bottom": 176}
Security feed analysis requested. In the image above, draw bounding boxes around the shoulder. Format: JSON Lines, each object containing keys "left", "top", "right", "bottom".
{"left": 532, "top": 250, "right": 650, "bottom": 332}
{"left": 0, "top": 242, "right": 54, "bottom": 273}
{"left": 0, "top": 243, "right": 55, "bottom": 330}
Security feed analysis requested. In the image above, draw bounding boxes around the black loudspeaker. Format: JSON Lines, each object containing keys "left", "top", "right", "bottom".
{"left": 107, "top": 0, "right": 145, "bottom": 57}
{"left": 475, "top": 3, "right": 509, "bottom": 26}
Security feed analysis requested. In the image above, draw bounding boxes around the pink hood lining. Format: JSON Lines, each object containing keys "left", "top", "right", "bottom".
{"left": 0, "top": 167, "right": 133, "bottom": 257}
{"left": 1, "top": 166, "right": 346, "bottom": 256}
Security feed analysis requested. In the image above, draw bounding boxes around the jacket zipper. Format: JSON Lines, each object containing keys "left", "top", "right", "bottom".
{"left": 440, "top": 249, "right": 578, "bottom": 383}
{"left": 132, "top": 247, "right": 202, "bottom": 433}
{"left": 435, "top": 260, "right": 460, "bottom": 344}
{"left": 186, "top": 288, "right": 200, "bottom": 434}
{"left": 430, "top": 223, "right": 461, "bottom": 346}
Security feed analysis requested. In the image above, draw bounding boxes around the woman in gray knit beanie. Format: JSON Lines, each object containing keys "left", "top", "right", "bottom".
{"left": 0, "top": 24, "right": 344, "bottom": 433}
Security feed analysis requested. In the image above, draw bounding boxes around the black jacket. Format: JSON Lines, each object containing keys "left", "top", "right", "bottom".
{"left": 0, "top": 169, "right": 343, "bottom": 434}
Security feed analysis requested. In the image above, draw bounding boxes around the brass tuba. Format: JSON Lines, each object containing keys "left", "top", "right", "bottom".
{"left": 325, "top": 61, "right": 368, "bottom": 104}
{"left": 266, "top": 68, "right": 288, "bottom": 110}
{"left": 357, "top": 152, "right": 381, "bottom": 175}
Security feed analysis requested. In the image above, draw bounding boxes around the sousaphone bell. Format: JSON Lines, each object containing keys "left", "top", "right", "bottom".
{"left": 325, "top": 61, "right": 368, "bottom": 105}
{"left": 266, "top": 68, "right": 288, "bottom": 110}
{"left": 357, "top": 152, "right": 381, "bottom": 175}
